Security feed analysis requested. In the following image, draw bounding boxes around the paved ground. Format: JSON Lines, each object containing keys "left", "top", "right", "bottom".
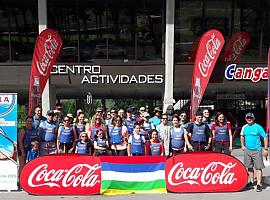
{"left": 1, "top": 149, "right": 270, "bottom": 200}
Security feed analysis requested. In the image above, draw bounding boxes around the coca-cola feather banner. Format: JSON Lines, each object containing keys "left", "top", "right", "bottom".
{"left": 190, "top": 30, "right": 225, "bottom": 120}
{"left": 222, "top": 32, "right": 250, "bottom": 63}
{"left": 28, "top": 28, "right": 62, "bottom": 115}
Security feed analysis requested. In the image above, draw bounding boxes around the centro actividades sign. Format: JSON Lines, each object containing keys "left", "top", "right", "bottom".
{"left": 51, "top": 65, "right": 163, "bottom": 84}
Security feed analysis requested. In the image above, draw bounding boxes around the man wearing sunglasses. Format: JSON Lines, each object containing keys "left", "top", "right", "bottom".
{"left": 240, "top": 112, "right": 268, "bottom": 192}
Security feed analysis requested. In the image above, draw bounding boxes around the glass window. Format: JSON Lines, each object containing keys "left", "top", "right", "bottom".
{"left": 175, "top": 0, "right": 270, "bottom": 63}
{"left": 48, "top": 0, "right": 163, "bottom": 63}
{"left": 0, "top": 1, "right": 38, "bottom": 63}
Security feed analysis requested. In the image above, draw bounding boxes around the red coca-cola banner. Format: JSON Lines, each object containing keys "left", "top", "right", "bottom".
{"left": 222, "top": 32, "right": 250, "bottom": 63}
{"left": 190, "top": 30, "right": 224, "bottom": 120}
{"left": 20, "top": 154, "right": 101, "bottom": 195}
{"left": 166, "top": 152, "right": 247, "bottom": 193}
{"left": 28, "top": 28, "right": 62, "bottom": 115}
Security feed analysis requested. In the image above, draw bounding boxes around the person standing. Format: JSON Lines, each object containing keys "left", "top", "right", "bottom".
{"left": 57, "top": 116, "right": 77, "bottom": 154}
{"left": 38, "top": 110, "right": 58, "bottom": 156}
{"left": 18, "top": 116, "right": 39, "bottom": 174}
{"left": 240, "top": 112, "right": 268, "bottom": 192}
{"left": 127, "top": 123, "right": 145, "bottom": 156}
{"left": 156, "top": 114, "right": 171, "bottom": 157}
{"left": 185, "top": 111, "right": 211, "bottom": 152}
{"left": 109, "top": 116, "right": 129, "bottom": 156}
{"left": 202, "top": 109, "right": 213, "bottom": 129}
{"left": 170, "top": 115, "right": 186, "bottom": 155}
{"left": 212, "top": 112, "right": 232, "bottom": 155}
{"left": 32, "top": 105, "right": 46, "bottom": 129}
{"left": 149, "top": 107, "right": 162, "bottom": 128}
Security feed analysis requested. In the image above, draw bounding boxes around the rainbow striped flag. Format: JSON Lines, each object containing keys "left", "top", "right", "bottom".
{"left": 100, "top": 156, "right": 167, "bottom": 195}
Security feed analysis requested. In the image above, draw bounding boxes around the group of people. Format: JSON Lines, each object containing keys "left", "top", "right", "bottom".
{"left": 18, "top": 104, "right": 269, "bottom": 192}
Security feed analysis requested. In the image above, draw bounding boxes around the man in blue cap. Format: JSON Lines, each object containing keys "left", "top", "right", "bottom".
{"left": 241, "top": 112, "right": 268, "bottom": 192}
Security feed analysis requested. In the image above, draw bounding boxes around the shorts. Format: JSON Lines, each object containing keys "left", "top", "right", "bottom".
{"left": 244, "top": 149, "right": 265, "bottom": 170}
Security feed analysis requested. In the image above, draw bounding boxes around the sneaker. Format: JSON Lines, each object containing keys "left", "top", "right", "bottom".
{"left": 246, "top": 182, "right": 254, "bottom": 189}
{"left": 256, "top": 184, "right": 262, "bottom": 192}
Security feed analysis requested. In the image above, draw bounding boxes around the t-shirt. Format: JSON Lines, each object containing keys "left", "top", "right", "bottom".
{"left": 240, "top": 123, "right": 266, "bottom": 151}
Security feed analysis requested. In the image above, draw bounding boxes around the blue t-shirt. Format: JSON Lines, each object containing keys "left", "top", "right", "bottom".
{"left": 240, "top": 123, "right": 266, "bottom": 151}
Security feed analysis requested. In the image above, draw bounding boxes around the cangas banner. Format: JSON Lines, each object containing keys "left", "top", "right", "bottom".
{"left": 190, "top": 29, "right": 224, "bottom": 120}
{"left": 28, "top": 28, "right": 62, "bottom": 115}
{"left": 222, "top": 32, "right": 250, "bottom": 63}
{"left": 20, "top": 154, "right": 101, "bottom": 195}
{"left": 166, "top": 152, "right": 247, "bottom": 193}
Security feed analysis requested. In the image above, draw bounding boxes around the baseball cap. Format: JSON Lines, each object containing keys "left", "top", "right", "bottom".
{"left": 96, "top": 107, "right": 103, "bottom": 112}
{"left": 110, "top": 108, "right": 117, "bottom": 113}
{"left": 154, "top": 107, "right": 162, "bottom": 112}
{"left": 67, "top": 113, "right": 74, "bottom": 118}
{"left": 47, "top": 110, "right": 55, "bottom": 115}
{"left": 139, "top": 107, "right": 146, "bottom": 111}
{"left": 195, "top": 110, "right": 203, "bottom": 117}
{"left": 143, "top": 112, "right": 150, "bottom": 118}
{"left": 127, "top": 107, "right": 133, "bottom": 113}
{"left": 245, "top": 112, "right": 254, "bottom": 118}
{"left": 63, "top": 116, "right": 69, "bottom": 121}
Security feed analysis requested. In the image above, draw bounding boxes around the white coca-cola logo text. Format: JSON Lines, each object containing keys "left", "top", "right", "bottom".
{"left": 199, "top": 33, "right": 222, "bottom": 77}
{"left": 28, "top": 164, "right": 100, "bottom": 188}
{"left": 36, "top": 34, "right": 59, "bottom": 76}
{"left": 225, "top": 36, "right": 247, "bottom": 62}
{"left": 168, "top": 162, "right": 237, "bottom": 186}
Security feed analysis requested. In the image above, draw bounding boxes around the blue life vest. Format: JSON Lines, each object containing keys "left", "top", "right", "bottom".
{"left": 143, "top": 123, "right": 152, "bottom": 132}
{"left": 150, "top": 142, "right": 161, "bottom": 156}
{"left": 140, "top": 129, "right": 149, "bottom": 140}
{"left": 191, "top": 123, "right": 207, "bottom": 142}
{"left": 91, "top": 127, "right": 99, "bottom": 141}
{"left": 131, "top": 135, "right": 143, "bottom": 154}
{"left": 59, "top": 126, "right": 73, "bottom": 144}
{"left": 125, "top": 118, "right": 136, "bottom": 134}
{"left": 215, "top": 124, "right": 229, "bottom": 142}
{"left": 96, "top": 138, "right": 107, "bottom": 148}
{"left": 109, "top": 127, "right": 122, "bottom": 144}
{"left": 171, "top": 127, "right": 185, "bottom": 150}
{"left": 77, "top": 141, "right": 90, "bottom": 154}
{"left": 39, "top": 121, "right": 57, "bottom": 142}
{"left": 75, "top": 123, "right": 85, "bottom": 138}
{"left": 24, "top": 128, "right": 39, "bottom": 149}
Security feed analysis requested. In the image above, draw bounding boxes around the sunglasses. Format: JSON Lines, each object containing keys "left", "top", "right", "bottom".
{"left": 140, "top": 110, "right": 145, "bottom": 112}
{"left": 162, "top": 118, "right": 168, "bottom": 120}
{"left": 64, "top": 120, "right": 70, "bottom": 122}
{"left": 81, "top": 135, "right": 87, "bottom": 138}
{"left": 180, "top": 115, "right": 186, "bottom": 117}
{"left": 246, "top": 117, "right": 253, "bottom": 120}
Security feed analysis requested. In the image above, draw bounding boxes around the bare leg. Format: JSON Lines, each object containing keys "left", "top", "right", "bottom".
{"left": 256, "top": 169, "right": 262, "bottom": 185}
{"left": 248, "top": 168, "right": 254, "bottom": 183}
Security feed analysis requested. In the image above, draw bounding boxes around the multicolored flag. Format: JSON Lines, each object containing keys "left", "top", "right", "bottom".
{"left": 28, "top": 28, "right": 62, "bottom": 115}
{"left": 190, "top": 29, "right": 224, "bottom": 120}
{"left": 100, "top": 156, "right": 166, "bottom": 195}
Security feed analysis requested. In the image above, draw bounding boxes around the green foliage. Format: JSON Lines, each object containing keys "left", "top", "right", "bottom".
{"left": 18, "top": 105, "right": 27, "bottom": 128}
